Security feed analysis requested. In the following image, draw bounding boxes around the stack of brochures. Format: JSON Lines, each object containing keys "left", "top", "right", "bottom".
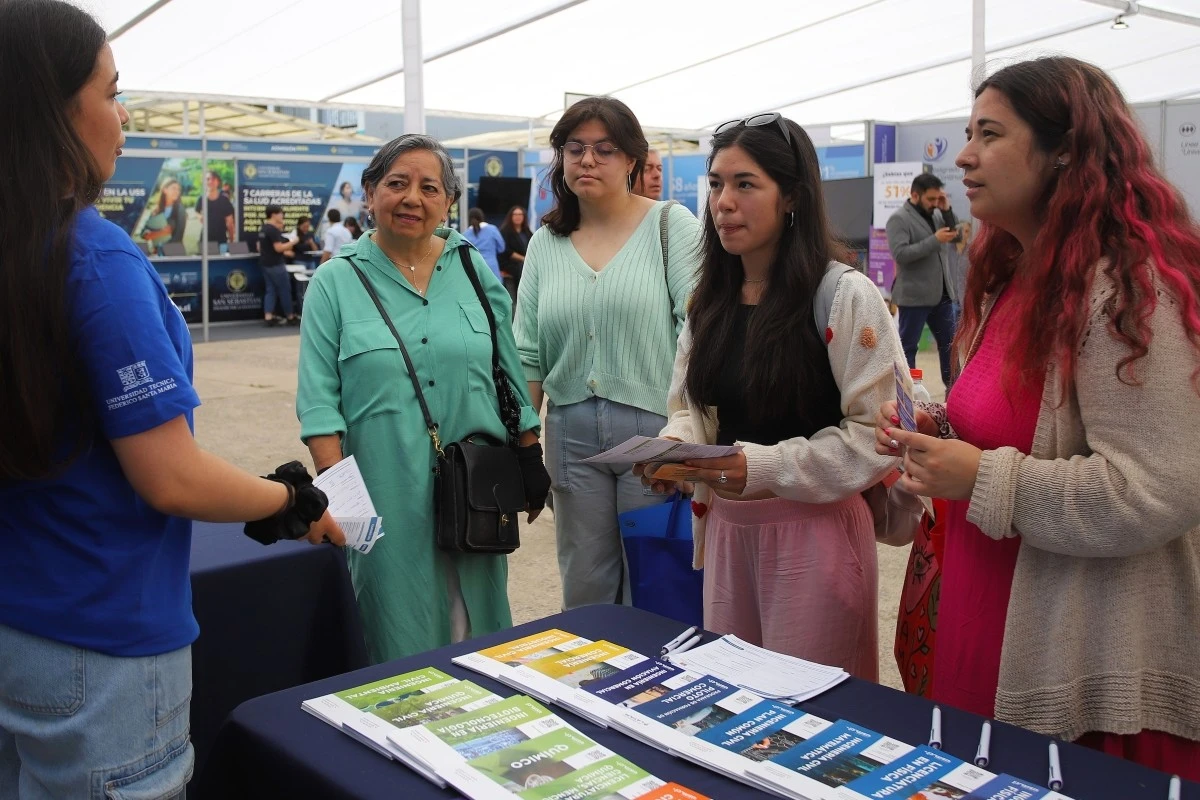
{"left": 665, "top": 635, "right": 849, "bottom": 703}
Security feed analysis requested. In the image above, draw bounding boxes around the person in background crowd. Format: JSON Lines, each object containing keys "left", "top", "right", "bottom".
{"left": 344, "top": 216, "right": 363, "bottom": 240}
{"left": 292, "top": 215, "right": 320, "bottom": 268}
{"left": 515, "top": 97, "right": 702, "bottom": 610}
{"left": 195, "top": 170, "right": 235, "bottom": 253}
{"left": 877, "top": 56, "right": 1200, "bottom": 778}
{"left": 320, "top": 208, "right": 353, "bottom": 264}
{"left": 463, "top": 207, "right": 506, "bottom": 281}
{"left": 0, "top": 3, "right": 342, "bottom": 794}
{"left": 259, "top": 204, "right": 297, "bottom": 326}
{"left": 639, "top": 113, "right": 903, "bottom": 680}
{"left": 298, "top": 135, "right": 549, "bottom": 663}
{"left": 634, "top": 147, "right": 664, "bottom": 200}
{"left": 140, "top": 177, "right": 186, "bottom": 255}
{"left": 499, "top": 205, "right": 533, "bottom": 304}
{"left": 886, "top": 173, "right": 958, "bottom": 389}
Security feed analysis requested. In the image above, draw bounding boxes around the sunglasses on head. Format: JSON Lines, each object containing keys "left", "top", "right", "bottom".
{"left": 713, "top": 112, "right": 792, "bottom": 147}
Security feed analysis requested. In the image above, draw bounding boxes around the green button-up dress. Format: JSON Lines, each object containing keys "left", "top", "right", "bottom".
{"left": 297, "top": 228, "right": 540, "bottom": 663}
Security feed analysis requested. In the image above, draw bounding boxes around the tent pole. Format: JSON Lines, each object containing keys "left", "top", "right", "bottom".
{"left": 402, "top": 0, "right": 425, "bottom": 134}
{"left": 972, "top": 0, "right": 986, "bottom": 86}
{"left": 199, "top": 103, "right": 210, "bottom": 343}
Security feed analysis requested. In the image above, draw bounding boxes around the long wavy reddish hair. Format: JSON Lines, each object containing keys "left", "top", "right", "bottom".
{"left": 958, "top": 57, "right": 1200, "bottom": 395}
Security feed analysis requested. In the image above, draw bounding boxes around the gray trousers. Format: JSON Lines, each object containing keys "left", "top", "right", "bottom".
{"left": 543, "top": 397, "right": 667, "bottom": 610}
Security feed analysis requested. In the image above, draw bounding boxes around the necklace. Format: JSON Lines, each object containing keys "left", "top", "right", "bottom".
{"left": 386, "top": 239, "right": 435, "bottom": 295}
{"left": 743, "top": 277, "right": 767, "bottom": 284}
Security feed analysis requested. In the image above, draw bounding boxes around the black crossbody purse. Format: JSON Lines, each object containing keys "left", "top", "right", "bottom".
{"left": 347, "top": 245, "right": 524, "bottom": 554}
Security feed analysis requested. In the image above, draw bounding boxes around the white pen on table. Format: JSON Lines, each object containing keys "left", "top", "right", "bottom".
{"left": 670, "top": 634, "right": 702, "bottom": 657}
{"left": 929, "top": 706, "right": 943, "bottom": 750}
{"left": 974, "top": 720, "right": 991, "bottom": 767}
{"left": 1048, "top": 740, "right": 1064, "bottom": 792}
{"left": 659, "top": 626, "right": 698, "bottom": 657}
{"left": 1168, "top": 775, "right": 1181, "bottom": 800}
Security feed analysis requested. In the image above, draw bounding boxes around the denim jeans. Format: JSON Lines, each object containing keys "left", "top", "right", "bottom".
{"left": 0, "top": 624, "right": 193, "bottom": 800}
{"left": 897, "top": 296, "right": 957, "bottom": 389}
{"left": 261, "top": 264, "right": 293, "bottom": 317}
{"left": 543, "top": 397, "right": 667, "bottom": 610}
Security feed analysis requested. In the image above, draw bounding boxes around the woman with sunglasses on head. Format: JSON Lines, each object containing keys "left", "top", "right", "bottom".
{"left": 876, "top": 57, "right": 1200, "bottom": 776}
{"left": 0, "top": 1, "right": 342, "bottom": 794}
{"left": 639, "top": 114, "right": 906, "bottom": 679}
{"left": 515, "top": 97, "right": 702, "bottom": 610}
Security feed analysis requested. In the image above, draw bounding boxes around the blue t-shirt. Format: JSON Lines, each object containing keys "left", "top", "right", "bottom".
{"left": 463, "top": 224, "right": 505, "bottom": 279}
{"left": 0, "top": 207, "right": 201, "bottom": 656}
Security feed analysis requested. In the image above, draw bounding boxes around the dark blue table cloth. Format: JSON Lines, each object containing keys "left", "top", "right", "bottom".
{"left": 200, "top": 604, "right": 1196, "bottom": 799}
{"left": 189, "top": 521, "right": 367, "bottom": 790}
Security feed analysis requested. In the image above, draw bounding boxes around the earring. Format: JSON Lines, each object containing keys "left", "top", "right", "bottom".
{"left": 627, "top": 173, "right": 633, "bottom": 194}
{"left": 1054, "top": 158, "right": 1067, "bottom": 171}
{"left": 786, "top": 211, "right": 795, "bottom": 228}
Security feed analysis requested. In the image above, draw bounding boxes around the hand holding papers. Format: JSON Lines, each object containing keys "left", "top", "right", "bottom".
{"left": 582, "top": 436, "right": 742, "bottom": 466}
{"left": 313, "top": 455, "right": 384, "bottom": 553}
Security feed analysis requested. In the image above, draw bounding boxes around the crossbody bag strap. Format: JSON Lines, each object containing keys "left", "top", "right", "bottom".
{"left": 346, "top": 256, "right": 444, "bottom": 456}
{"left": 457, "top": 245, "right": 522, "bottom": 447}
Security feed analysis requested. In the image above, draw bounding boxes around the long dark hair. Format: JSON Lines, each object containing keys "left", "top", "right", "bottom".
{"left": 0, "top": 0, "right": 108, "bottom": 480}
{"left": 961, "top": 57, "right": 1200, "bottom": 394}
{"left": 685, "top": 118, "right": 849, "bottom": 424}
{"left": 500, "top": 205, "right": 530, "bottom": 236}
{"left": 540, "top": 97, "right": 648, "bottom": 236}
{"left": 468, "top": 207, "right": 485, "bottom": 235}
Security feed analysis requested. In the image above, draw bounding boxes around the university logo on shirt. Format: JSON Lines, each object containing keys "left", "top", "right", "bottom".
{"left": 117, "top": 361, "right": 152, "bottom": 392}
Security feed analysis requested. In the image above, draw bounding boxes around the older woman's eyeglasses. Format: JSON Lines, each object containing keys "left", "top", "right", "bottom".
{"left": 713, "top": 113, "right": 792, "bottom": 147}
{"left": 561, "top": 141, "right": 621, "bottom": 163}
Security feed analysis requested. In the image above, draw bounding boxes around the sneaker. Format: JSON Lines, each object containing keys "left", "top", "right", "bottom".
{"left": 286, "top": 316, "right": 301, "bottom": 326}
{"left": 264, "top": 318, "right": 281, "bottom": 327}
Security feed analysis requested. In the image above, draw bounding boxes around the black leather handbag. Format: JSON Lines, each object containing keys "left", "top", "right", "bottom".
{"left": 348, "top": 245, "right": 524, "bottom": 554}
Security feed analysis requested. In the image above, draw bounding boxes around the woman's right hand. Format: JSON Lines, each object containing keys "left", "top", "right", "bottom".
{"left": 875, "top": 400, "right": 937, "bottom": 454}
{"left": 633, "top": 437, "right": 693, "bottom": 495}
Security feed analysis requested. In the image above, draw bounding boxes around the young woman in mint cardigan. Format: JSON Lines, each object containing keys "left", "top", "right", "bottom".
{"left": 514, "top": 97, "right": 701, "bottom": 609}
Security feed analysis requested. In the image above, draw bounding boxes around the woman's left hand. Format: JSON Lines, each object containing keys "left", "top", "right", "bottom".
{"left": 887, "top": 427, "right": 983, "bottom": 501}
{"left": 683, "top": 452, "right": 748, "bottom": 494}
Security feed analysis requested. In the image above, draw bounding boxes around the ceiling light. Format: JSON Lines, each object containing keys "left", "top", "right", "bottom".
{"left": 1112, "top": 14, "right": 1129, "bottom": 29}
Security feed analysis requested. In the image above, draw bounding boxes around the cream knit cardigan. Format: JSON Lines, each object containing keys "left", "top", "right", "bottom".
{"left": 954, "top": 269, "right": 1200, "bottom": 742}
{"left": 660, "top": 267, "right": 903, "bottom": 569}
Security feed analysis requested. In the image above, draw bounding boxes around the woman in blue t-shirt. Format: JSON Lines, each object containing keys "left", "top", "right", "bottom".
{"left": 463, "top": 207, "right": 507, "bottom": 280}
{"left": 0, "top": 2, "right": 344, "bottom": 795}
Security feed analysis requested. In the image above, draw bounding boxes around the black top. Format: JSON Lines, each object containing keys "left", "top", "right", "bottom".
{"left": 196, "top": 193, "right": 236, "bottom": 244}
{"left": 714, "top": 305, "right": 843, "bottom": 446}
{"left": 258, "top": 223, "right": 287, "bottom": 267}
{"left": 500, "top": 227, "right": 530, "bottom": 280}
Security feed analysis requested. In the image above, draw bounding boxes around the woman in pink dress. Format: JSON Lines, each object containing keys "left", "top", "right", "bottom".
{"left": 876, "top": 56, "right": 1200, "bottom": 778}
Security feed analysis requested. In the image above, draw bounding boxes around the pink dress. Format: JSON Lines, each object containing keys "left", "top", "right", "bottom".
{"left": 933, "top": 287, "right": 1038, "bottom": 717}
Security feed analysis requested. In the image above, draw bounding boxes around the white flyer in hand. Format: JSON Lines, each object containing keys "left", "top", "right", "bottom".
{"left": 580, "top": 435, "right": 742, "bottom": 465}
{"left": 313, "top": 455, "right": 385, "bottom": 553}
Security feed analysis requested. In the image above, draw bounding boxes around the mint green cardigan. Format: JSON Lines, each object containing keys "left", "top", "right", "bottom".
{"left": 514, "top": 201, "right": 702, "bottom": 416}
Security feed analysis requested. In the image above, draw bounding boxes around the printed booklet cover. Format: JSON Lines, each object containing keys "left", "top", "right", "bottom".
{"left": 387, "top": 695, "right": 570, "bottom": 785}
{"left": 346, "top": 679, "right": 504, "bottom": 764}
{"left": 833, "top": 745, "right": 995, "bottom": 799}
{"left": 746, "top": 719, "right": 914, "bottom": 800}
{"left": 633, "top": 784, "right": 712, "bottom": 800}
{"left": 607, "top": 675, "right": 763, "bottom": 753}
{"left": 507, "top": 641, "right": 649, "bottom": 724}
{"left": 453, "top": 630, "right": 594, "bottom": 682}
{"left": 963, "top": 774, "right": 1075, "bottom": 800}
{"left": 300, "top": 666, "right": 457, "bottom": 731}
{"left": 674, "top": 699, "right": 833, "bottom": 785}
{"left": 571, "top": 658, "right": 706, "bottom": 726}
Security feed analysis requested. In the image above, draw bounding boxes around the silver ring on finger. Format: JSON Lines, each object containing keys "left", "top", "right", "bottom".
{"left": 717, "top": 470, "right": 728, "bottom": 485}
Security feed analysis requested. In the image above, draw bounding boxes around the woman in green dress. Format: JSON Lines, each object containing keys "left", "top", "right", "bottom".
{"left": 297, "top": 135, "right": 551, "bottom": 663}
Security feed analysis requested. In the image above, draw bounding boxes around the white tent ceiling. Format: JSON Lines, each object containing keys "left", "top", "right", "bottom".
{"left": 92, "top": 0, "right": 1200, "bottom": 132}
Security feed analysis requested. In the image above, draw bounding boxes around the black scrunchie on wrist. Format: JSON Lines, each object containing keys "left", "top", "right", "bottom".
{"left": 243, "top": 461, "right": 330, "bottom": 545}
{"left": 516, "top": 442, "right": 551, "bottom": 511}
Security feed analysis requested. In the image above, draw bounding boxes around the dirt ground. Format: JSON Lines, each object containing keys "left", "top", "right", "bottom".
{"left": 191, "top": 323, "right": 947, "bottom": 692}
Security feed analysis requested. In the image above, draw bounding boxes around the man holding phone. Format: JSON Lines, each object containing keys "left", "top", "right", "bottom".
{"left": 885, "top": 173, "right": 959, "bottom": 389}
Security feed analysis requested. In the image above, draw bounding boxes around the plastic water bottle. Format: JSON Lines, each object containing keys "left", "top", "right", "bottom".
{"left": 910, "top": 369, "right": 932, "bottom": 404}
